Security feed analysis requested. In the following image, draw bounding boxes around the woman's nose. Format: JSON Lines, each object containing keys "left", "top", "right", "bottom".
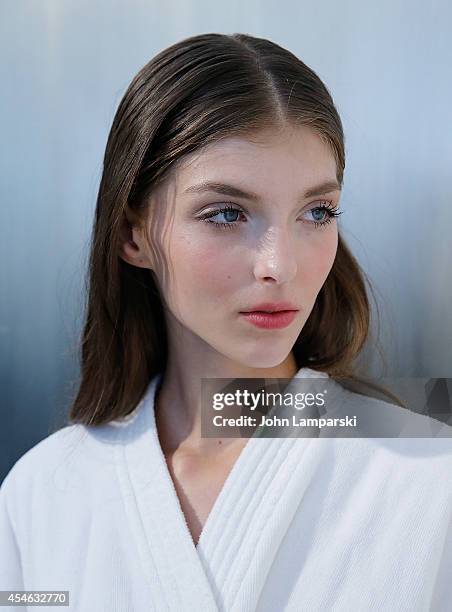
{"left": 252, "top": 227, "right": 298, "bottom": 284}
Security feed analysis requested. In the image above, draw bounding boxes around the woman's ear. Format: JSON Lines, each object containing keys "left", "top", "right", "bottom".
{"left": 118, "top": 212, "right": 151, "bottom": 269}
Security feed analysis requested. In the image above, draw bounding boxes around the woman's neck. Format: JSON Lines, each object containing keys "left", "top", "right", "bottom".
{"left": 154, "top": 352, "right": 298, "bottom": 457}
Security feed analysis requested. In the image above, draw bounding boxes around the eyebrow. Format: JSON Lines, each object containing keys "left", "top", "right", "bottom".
{"left": 183, "top": 179, "right": 341, "bottom": 201}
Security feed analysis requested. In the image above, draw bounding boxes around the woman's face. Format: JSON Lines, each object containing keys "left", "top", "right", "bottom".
{"left": 124, "top": 124, "right": 341, "bottom": 370}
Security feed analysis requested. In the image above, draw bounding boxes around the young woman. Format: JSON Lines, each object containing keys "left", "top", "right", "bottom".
{"left": 1, "top": 33, "right": 451, "bottom": 611}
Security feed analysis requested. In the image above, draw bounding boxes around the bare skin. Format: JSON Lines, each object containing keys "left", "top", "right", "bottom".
{"left": 119, "top": 123, "right": 341, "bottom": 546}
{"left": 161, "top": 431, "right": 249, "bottom": 546}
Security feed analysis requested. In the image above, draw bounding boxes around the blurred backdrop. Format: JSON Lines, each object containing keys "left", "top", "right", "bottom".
{"left": 1, "top": 0, "right": 451, "bottom": 483}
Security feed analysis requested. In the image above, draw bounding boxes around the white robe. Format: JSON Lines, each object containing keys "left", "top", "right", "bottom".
{"left": 1, "top": 367, "right": 451, "bottom": 611}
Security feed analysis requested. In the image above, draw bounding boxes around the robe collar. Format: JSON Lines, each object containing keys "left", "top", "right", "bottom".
{"left": 113, "top": 366, "right": 345, "bottom": 611}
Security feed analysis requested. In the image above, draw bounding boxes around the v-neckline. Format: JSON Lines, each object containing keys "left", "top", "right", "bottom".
{"left": 115, "top": 372, "right": 264, "bottom": 610}
{"left": 114, "top": 368, "right": 345, "bottom": 611}
{"left": 150, "top": 372, "right": 265, "bottom": 551}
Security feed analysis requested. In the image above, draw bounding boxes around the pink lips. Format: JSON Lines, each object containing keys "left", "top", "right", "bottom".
{"left": 239, "top": 301, "right": 299, "bottom": 329}
{"left": 240, "top": 310, "right": 297, "bottom": 329}
{"left": 241, "top": 301, "right": 298, "bottom": 313}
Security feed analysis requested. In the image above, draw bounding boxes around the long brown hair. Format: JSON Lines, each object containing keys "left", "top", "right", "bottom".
{"left": 68, "top": 32, "right": 404, "bottom": 427}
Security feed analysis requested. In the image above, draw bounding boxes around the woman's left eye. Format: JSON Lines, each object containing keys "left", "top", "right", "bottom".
{"left": 200, "top": 201, "right": 342, "bottom": 231}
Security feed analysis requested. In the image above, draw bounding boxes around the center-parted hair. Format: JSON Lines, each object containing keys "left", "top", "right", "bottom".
{"left": 68, "top": 32, "right": 401, "bottom": 426}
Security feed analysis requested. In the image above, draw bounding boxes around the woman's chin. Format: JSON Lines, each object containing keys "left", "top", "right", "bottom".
{"left": 227, "top": 349, "right": 294, "bottom": 371}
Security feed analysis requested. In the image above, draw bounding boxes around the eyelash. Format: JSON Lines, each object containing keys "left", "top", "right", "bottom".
{"left": 199, "top": 201, "right": 343, "bottom": 231}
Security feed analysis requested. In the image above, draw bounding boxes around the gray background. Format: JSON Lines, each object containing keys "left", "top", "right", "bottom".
{"left": 1, "top": 0, "right": 451, "bottom": 483}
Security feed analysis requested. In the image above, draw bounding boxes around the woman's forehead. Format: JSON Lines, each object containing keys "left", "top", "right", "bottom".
{"left": 175, "top": 126, "right": 336, "bottom": 184}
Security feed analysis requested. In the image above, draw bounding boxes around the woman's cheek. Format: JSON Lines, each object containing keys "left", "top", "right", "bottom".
{"left": 175, "top": 233, "right": 240, "bottom": 295}
{"left": 315, "top": 242, "right": 337, "bottom": 279}
{"left": 299, "top": 233, "right": 338, "bottom": 289}
{"left": 194, "top": 248, "right": 240, "bottom": 296}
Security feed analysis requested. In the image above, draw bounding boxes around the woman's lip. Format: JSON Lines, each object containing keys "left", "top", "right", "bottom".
{"left": 239, "top": 310, "right": 297, "bottom": 329}
{"left": 241, "top": 302, "right": 298, "bottom": 312}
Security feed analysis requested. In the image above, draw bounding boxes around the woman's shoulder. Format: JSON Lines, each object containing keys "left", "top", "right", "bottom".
{"left": 0, "top": 422, "right": 129, "bottom": 567}
{"left": 0, "top": 421, "right": 119, "bottom": 505}
{"left": 2, "top": 424, "right": 78, "bottom": 474}
{"left": 334, "top": 383, "right": 452, "bottom": 441}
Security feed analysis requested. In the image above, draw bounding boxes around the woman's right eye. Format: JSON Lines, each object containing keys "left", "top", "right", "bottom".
{"left": 200, "top": 205, "right": 245, "bottom": 230}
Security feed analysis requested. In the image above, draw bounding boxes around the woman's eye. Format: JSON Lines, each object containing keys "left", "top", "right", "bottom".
{"left": 200, "top": 201, "right": 342, "bottom": 231}
{"left": 200, "top": 205, "right": 244, "bottom": 230}
{"left": 306, "top": 204, "right": 343, "bottom": 227}
{"left": 217, "top": 209, "right": 241, "bottom": 223}
{"left": 307, "top": 208, "right": 328, "bottom": 223}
